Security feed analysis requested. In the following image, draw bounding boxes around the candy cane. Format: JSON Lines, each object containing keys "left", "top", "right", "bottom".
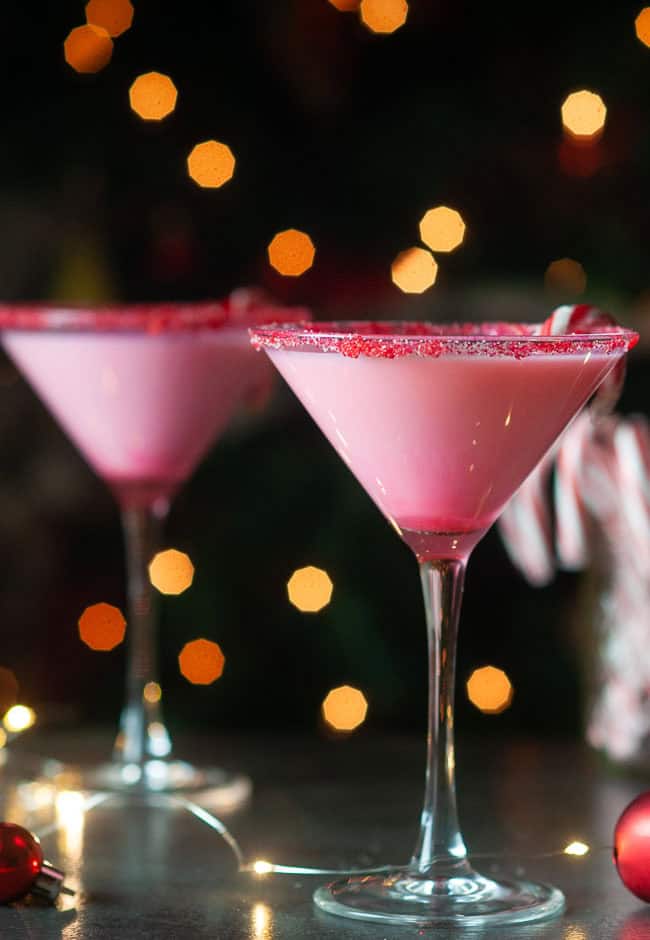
{"left": 554, "top": 411, "right": 594, "bottom": 569}
{"left": 498, "top": 451, "right": 556, "bottom": 586}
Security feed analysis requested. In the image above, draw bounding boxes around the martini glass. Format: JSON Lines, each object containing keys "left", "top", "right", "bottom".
{"left": 249, "top": 319, "right": 637, "bottom": 927}
{"left": 0, "top": 297, "right": 307, "bottom": 800}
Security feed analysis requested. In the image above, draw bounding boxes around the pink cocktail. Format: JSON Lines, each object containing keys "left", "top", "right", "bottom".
{"left": 250, "top": 319, "right": 637, "bottom": 927}
{"left": 1, "top": 297, "right": 307, "bottom": 796}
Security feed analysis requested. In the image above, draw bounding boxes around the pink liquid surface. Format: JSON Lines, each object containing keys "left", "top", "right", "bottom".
{"left": 4, "top": 328, "right": 270, "bottom": 505}
{"left": 269, "top": 346, "right": 620, "bottom": 558}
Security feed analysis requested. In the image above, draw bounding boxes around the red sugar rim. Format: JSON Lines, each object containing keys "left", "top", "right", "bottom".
{"left": 0, "top": 293, "right": 311, "bottom": 334}
{"left": 249, "top": 320, "right": 639, "bottom": 359}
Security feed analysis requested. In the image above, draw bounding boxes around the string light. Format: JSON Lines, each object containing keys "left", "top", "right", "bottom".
{"left": 187, "top": 140, "right": 236, "bottom": 188}
{"left": 178, "top": 639, "right": 225, "bottom": 685}
{"left": 322, "top": 685, "right": 368, "bottom": 731}
{"left": 391, "top": 247, "right": 438, "bottom": 293}
{"left": 544, "top": 258, "right": 587, "bottom": 297}
{"left": 287, "top": 566, "right": 333, "bottom": 612}
{"left": 267, "top": 229, "right": 316, "bottom": 277}
{"left": 253, "top": 860, "right": 274, "bottom": 875}
{"left": 561, "top": 90, "right": 607, "bottom": 139}
{"left": 564, "top": 841, "right": 590, "bottom": 856}
{"left": 64, "top": 24, "right": 113, "bottom": 74}
{"left": 149, "top": 549, "right": 195, "bottom": 595}
{"left": 360, "top": 0, "right": 409, "bottom": 34}
{"left": 3, "top": 705, "right": 36, "bottom": 733}
{"left": 419, "top": 206, "right": 466, "bottom": 253}
{"left": 129, "top": 72, "right": 178, "bottom": 121}
{"left": 78, "top": 602, "right": 126, "bottom": 651}
{"left": 466, "top": 666, "right": 513, "bottom": 714}
{"left": 85, "top": 0, "right": 134, "bottom": 37}
{"left": 635, "top": 8, "right": 650, "bottom": 46}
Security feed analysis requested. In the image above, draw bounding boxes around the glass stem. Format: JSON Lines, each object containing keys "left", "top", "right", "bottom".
{"left": 114, "top": 504, "right": 171, "bottom": 766}
{"left": 411, "top": 558, "right": 470, "bottom": 877}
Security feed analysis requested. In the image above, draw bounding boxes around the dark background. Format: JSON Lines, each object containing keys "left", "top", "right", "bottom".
{"left": 0, "top": 1, "right": 647, "bottom": 743}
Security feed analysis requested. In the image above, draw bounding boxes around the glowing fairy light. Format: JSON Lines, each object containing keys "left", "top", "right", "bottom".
{"left": 419, "top": 206, "right": 466, "bottom": 253}
{"left": 287, "top": 566, "right": 333, "bottom": 613}
{"left": 267, "top": 229, "right": 316, "bottom": 277}
{"left": 78, "top": 602, "right": 126, "bottom": 651}
{"left": 466, "top": 666, "right": 513, "bottom": 714}
{"left": 253, "top": 860, "right": 274, "bottom": 875}
{"left": 187, "top": 140, "right": 236, "bottom": 188}
{"left": 391, "top": 247, "right": 438, "bottom": 293}
{"left": 322, "top": 685, "right": 368, "bottom": 731}
{"left": 85, "top": 0, "right": 134, "bottom": 37}
{"left": 64, "top": 24, "right": 113, "bottom": 74}
{"left": 635, "top": 8, "right": 650, "bottom": 46}
{"left": 561, "top": 90, "right": 607, "bottom": 139}
{"left": 3, "top": 705, "right": 36, "bottom": 733}
{"left": 563, "top": 841, "right": 590, "bottom": 856}
{"left": 148, "top": 549, "right": 194, "bottom": 595}
{"left": 544, "top": 258, "right": 587, "bottom": 297}
{"left": 129, "top": 72, "right": 178, "bottom": 121}
{"left": 143, "top": 681, "right": 162, "bottom": 704}
{"left": 178, "top": 639, "right": 225, "bottom": 685}
{"left": 360, "top": 0, "right": 409, "bottom": 34}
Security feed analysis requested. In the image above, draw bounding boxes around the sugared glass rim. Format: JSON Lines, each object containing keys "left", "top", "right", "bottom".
{"left": 249, "top": 320, "right": 639, "bottom": 359}
{"left": 0, "top": 295, "right": 311, "bottom": 334}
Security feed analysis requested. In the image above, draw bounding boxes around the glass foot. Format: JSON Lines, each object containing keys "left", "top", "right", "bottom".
{"left": 313, "top": 866, "right": 565, "bottom": 927}
{"left": 50, "top": 760, "right": 252, "bottom": 810}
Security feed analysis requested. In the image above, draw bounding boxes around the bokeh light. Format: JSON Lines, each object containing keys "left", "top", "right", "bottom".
{"left": 253, "top": 860, "right": 273, "bottom": 875}
{"left": 419, "top": 206, "right": 466, "bottom": 253}
{"left": 544, "top": 258, "right": 587, "bottom": 297}
{"left": 466, "top": 666, "right": 513, "bottom": 714}
{"left": 0, "top": 668, "right": 18, "bottom": 716}
{"left": 85, "top": 0, "right": 134, "bottom": 37}
{"left": 143, "top": 681, "right": 162, "bottom": 704}
{"left": 64, "top": 24, "right": 113, "bottom": 74}
{"left": 564, "top": 841, "right": 590, "bottom": 856}
{"left": 187, "top": 140, "right": 236, "bottom": 188}
{"left": 267, "top": 229, "right": 316, "bottom": 277}
{"left": 391, "top": 247, "right": 438, "bottom": 293}
{"left": 287, "top": 566, "right": 333, "bottom": 612}
{"left": 322, "top": 685, "right": 368, "bottom": 731}
{"left": 3, "top": 705, "right": 36, "bottom": 733}
{"left": 78, "top": 602, "right": 126, "bottom": 651}
{"left": 129, "top": 72, "right": 178, "bottom": 121}
{"left": 0, "top": 730, "right": 7, "bottom": 749}
{"left": 561, "top": 90, "right": 607, "bottom": 139}
{"left": 328, "top": 0, "right": 360, "bottom": 9}
{"left": 178, "top": 639, "right": 225, "bottom": 685}
{"left": 149, "top": 549, "right": 195, "bottom": 595}
{"left": 635, "top": 8, "right": 650, "bottom": 46}
{"left": 360, "top": 0, "right": 408, "bottom": 34}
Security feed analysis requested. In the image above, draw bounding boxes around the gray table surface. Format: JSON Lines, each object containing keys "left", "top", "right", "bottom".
{"left": 0, "top": 730, "right": 649, "bottom": 939}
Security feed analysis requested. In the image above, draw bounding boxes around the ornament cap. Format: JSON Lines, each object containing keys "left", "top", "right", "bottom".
{"left": 31, "top": 860, "right": 67, "bottom": 902}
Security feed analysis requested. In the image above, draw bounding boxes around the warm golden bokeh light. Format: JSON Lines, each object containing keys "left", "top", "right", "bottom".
{"left": 64, "top": 24, "right": 113, "bottom": 74}
{"left": 564, "top": 841, "right": 590, "bottom": 856}
{"left": 3, "top": 705, "right": 36, "bottom": 734}
{"left": 322, "top": 685, "right": 368, "bottom": 731}
{"left": 419, "top": 206, "right": 466, "bottom": 253}
{"left": 544, "top": 258, "right": 587, "bottom": 297}
{"left": 635, "top": 8, "right": 650, "bottom": 46}
{"left": 0, "top": 668, "right": 18, "bottom": 717}
{"left": 187, "top": 140, "right": 236, "bottom": 188}
{"left": 267, "top": 229, "right": 316, "bottom": 277}
{"left": 78, "top": 602, "right": 126, "bottom": 651}
{"left": 178, "top": 639, "right": 225, "bottom": 685}
{"left": 129, "top": 72, "right": 178, "bottom": 121}
{"left": 391, "top": 247, "right": 438, "bottom": 293}
{"left": 149, "top": 549, "right": 195, "bottom": 595}
{"left": 466, "top": 666, "right": 513, "bottom": 714}
{"left": 561, "top": 90, "right": 607, "bottom": 139}
{"left": 328, "top": 0, "right": 360, "bottom": 9}
{"left": 360, "top": 0, "right": 408, "bottom": 34}
{"left": 85, "top": 0, "right": 133, "bottom": 37}
{"left": 287, "top": 565, "right": 333, "bottom": 613}
{"left": 143, "top": 681, "right": 162, "bottom": 704}
{"left": 253, "top": 860, "right": 274, "bottom": 875}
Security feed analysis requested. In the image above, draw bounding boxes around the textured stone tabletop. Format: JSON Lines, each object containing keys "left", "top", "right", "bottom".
{"left": 0, "top": 731, "right": 647, "bottom": 939}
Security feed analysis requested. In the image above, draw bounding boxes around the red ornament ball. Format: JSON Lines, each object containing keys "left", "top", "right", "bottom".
{"left": 614, "top": 792, "right": 650, "bottom": 901}
{"left": 0, "top": 823, "right": 43, "bottom": 903}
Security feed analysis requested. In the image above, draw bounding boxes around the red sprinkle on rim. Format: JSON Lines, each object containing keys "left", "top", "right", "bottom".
{"left": 249, "top": 320, "right": 638, "bottom": 359}
{"left": 0, "top": 291, "right": 311, "bottom": 334}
